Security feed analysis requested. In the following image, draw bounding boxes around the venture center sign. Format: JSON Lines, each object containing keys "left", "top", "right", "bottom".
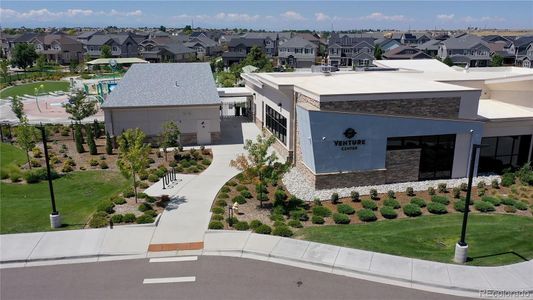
{"left": 333, "top": 128, "right": 366, "bottom": 151}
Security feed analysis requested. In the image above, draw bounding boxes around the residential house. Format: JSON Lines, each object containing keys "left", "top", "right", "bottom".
{"left": 374, "top": 38, "right": 401, "bottom": 52}
{"left": 76, "top": 31, "right": 100, "bottom": 43}
{"left": 241, "top": 32, "right": 292, "bottom": 57}
{"left": 138, "top": 37, "right": 196, "bottom": 63}
{"left": 400, "top": 33, "right": 431, "bottom": 45}
{"left": 416, "top": 39, "right": 442, "bottom": 57}
{"left": 437, "top": 35, "right": 491, "bottom": 67}
{"left": 222, "top": 37, "right": 265, "bottom": 67}
{"left": 0, "top": 32, "right": 20, "bottom": 59}
{"left": 30, "top": 34, "right": 84, "bottom": 64}
{"left": 514, "top": 36, "right": 533, "bottom": 68}
{"left": 327, "top": 33, "right": 375, "bottom": 67}
{"left": 295, "top": 32, "right": 326, "bottom": 55}
{"left": 84, "top": 33, "right": 139, "bottom": 58}
{"left": 278, "top": 36, "right": 318, "bottom": 68}
{"left": 184, "top": 35, "right": 220, "bottom": 60}
{"left": 382, "top": 46, "right": 431, "bottom": 60}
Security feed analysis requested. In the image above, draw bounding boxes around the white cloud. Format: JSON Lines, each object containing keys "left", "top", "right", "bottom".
{"left": 436, "top": 14, "right": 455, "bottom": 21}
{"left": 214, "top": 12, "right": 260, "bottom": 22}
{"left": 462, "top": 15, "right": 505, "bottom": 22}
{"left": 1, "top": 8, "right": 142, "bottom": 21}
{"left": 280, "top": 11, "right": 306, "bottom": 21}
{"left": 359, "top": 12, "right": 411, "bottom": 22}
{"left": 315, "top": 12, "right": 331, "bottom": 22}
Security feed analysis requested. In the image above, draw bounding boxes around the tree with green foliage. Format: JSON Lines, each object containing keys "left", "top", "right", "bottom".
{"left": 105, "top": 131, "right": 113, "bottom": 155}
{"left": 491, "top": 54, "right": 503, "bottom": 67}
{"left": 74, "top": 125, "right": 84, "bottom": 153}
{"left": 117, "top": 128, "right": 151, "bottom": 203}
{"left": 100, "top": 45, "right": 112, "bottom": 58}
{"left": 182, "top": 25, "right": 193, "bottom": 35}
{"left": 85, "top": 124, "right": 97, "bottom": 155}
{"left": 11, "top": 43, "right": 38, "bottom": 70}
{"left": 93, "top": 119, "right": 100, "bottom": 138}
{"left": 35, "top": 54, "right": 46, "bottom": 71}
{"left": 159, "top": 25, "right": 166, "bottom": 32}
{"left": 217, "top": 71, "right": 237, "bottom": 87}
{"left": 160, "top": 121, "right": 181, "bottom": 161}
{"left": 241, "top": 46, "right": 273, "bottom": 72}
{"left": 65, "top": 91, "right": 98, "bottom": 123}
{"left": 374, "top": 45, "right": 383, "bottom": 60}
{"left": 443, "top": 57, "right": 454, "bottom": 66}
{"left": 0, "top": 59, "right": 10, "bottom": 79}
{"left": 230, "top": 133, "right": 278, "bottom": 180}
{"left": 69, "top": 59, "right": 79, "bottom": 73}
{"left": 15, "top": 119, "right": 37, "bottom": 169}
{"left": 10, "top": 95, "right": 25, "bottom": 121}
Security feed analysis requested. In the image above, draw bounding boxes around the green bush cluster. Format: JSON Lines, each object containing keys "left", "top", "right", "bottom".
{"left": 410, "top": 197, "right": 426, "bottom": 208}
{"left": 337, "top": 204, "right": 355, "bottom": 215}
{"left": 431, "top": 195, "right": 450, "bottom": 205}
{"left": 234, "top": 221, "right": 249, "bottom": 231}
{"left": 474, "top": 201, "right": 495, "bottom": 212}
{"left": 357, "top": 209, "right": 377, "bottom": 222}
{"left": 331, "top": 192, "right": 340, "bottom": 204}
{"left": 211, "top": 207, "right": 225, "bottom": 214}
{"left": 383, "top": 198, "right": 400, "bottom": 209}
{"left": 361, "top": 199, "right": 377, "bottom": 211}
{"left": 288, "top": 219, "right": 303, "bottom": 228}
{"left": 403, "top": 204, "right": 422, "bottom": 217}
{"left": 481, "top": 196, "right": 500, "bottom": 206}
{"left": 312, "top": 206, "right": 332, "bottom": 217}
{"left": 208, "top": 221, "right": 224, "bottom": 229}
{"left": 97, "top": 200, "right": 115, "bottom": 214}
{"left": 427, "top": 202, "right": 448, "bottom": 214}
{"left": 380, "top": 206, "right": 397, "bottom": 219}
{"left": 249, "top": 220, "right": 262, "bottom": 229}
{"left": 211, "top": 214, "right": 224, "bottom": 221}
{"left": 350, "top": 191, "right": 360, "bottom": 202}
{"left": 454, "top": 200, "right": 467, "bottom": 212}
{"left": 311, "top": 215, "right": 325, "bottom": 224}
{"left": 272, "top": 226, "right": 293, "bottom": 237}
{"left": 514, "top": 201, "right": 528, "bottom": 211}
{"left": 254, "top": 224, "right": 272, "bottom": 235}
{"left": 138, "top": 202, "right": 153, "bottom": 212}
{"left": 232, "top": 195, "right": 247, "bottom": 204}
{"left": 369, "top": 189, "right": 379, "bottom": 200}
{"left": 332, "top": 213, "right": 351, "bottom": 224}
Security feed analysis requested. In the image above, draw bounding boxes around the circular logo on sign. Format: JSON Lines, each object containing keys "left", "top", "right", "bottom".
{"left": 343, "top": 128, "right": 357, "bottom": 139}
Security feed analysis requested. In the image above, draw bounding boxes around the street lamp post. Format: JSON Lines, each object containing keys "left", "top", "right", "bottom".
{"left": 39, "top": 124, "right": 61, "bottom": 228}
{"left": 34, "top": 84, "right": 44, "bottom": 113}
{"left": 454, "top": 143, "right": 482, "bottom": 263}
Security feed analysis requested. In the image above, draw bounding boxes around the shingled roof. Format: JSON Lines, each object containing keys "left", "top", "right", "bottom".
{"left": 102, "top": 63, "right": 220, "bottom": 108}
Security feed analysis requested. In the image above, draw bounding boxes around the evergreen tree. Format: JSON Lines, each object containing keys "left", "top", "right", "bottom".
{"left": 11, "top": 43, "right": 38, "bottom": 70}
{"left": 105, "top": 132, "right": 113, "bottom": 155}
{"left": 10, "top": 95, "right": 25, "bottom": 121}
{"left": 75, "top": 125, "right": 85, "bottom": 153}
{"left": 86, "top": 124, "right": 97, "bottom": 155}
{"left": 93, "top": 119, "right": 101, "bottom": 138}
{"left": 374, "top": 45, "right": 383, "bottom": 60}
{"left": 443, "top": 57, "right": 454, "bottom": 66}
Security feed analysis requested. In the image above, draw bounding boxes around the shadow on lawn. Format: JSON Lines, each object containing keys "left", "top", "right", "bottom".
{"left": 468, "top": 251, "right": 529, "bottom": 263}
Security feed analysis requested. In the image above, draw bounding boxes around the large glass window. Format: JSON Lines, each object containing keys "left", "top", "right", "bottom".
{"left": 387, "top": 134, "right": 456, "bottom": 180}
{"left": 265, "top": 105, "right": 287, "bottom": 145}
{"left": 479, "top": 135, "right": 532, "bottom": 174}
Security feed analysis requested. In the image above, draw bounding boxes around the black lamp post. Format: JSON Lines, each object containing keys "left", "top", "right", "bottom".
{"left": 454, "top": 143, "right": 483, "bottom": 263}
{"left": 39, "top": 124, "right": 61, "bottom": 228}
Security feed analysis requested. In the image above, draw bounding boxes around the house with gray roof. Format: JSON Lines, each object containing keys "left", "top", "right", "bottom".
{"left": 382, "top": 45, "right": 431, "bottom": 60}
{"left": 84, "top": 33, "right": 138, "bottom": 58}
{"left": 327, "top": 33, "right": 376, "bottom": 67}
{"left": 400, "top": 32, "right": 431, "bottom": 45}
{"left": 30, "top": 33, "right": 84, "bottom": 64}
{"left": 138, "top": 36, "right": 196, "bottom": 63}
{"left": 374, "top": 38, "right": 401, "bottom": 52}
{"left": 278, "top": 36, "right": 318, "bottom": 68}
{"left": 102, "top": 63, "right": 221, "bottom": 145}
{"left": 514, "top": 36, "right": 533, "bottom": 68}
{"left": 222, "top": 37, "right": 266, "bottom": 67}
{"left": 184, "top": 35, "right": 221, "bottom": 60}
{"left": 416, "top": 39, "right": 442, "bottom": 57}
{"left": 437, "top": 35, "right": 491, "bottom": 67}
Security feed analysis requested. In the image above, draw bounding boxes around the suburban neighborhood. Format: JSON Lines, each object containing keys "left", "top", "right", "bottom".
{"left": 0, "top": 1, "right": 532, "bottom": 300}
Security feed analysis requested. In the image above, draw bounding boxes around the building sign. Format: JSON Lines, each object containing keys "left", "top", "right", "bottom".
{"left": 333, "top": 128, "right": 366, "bottom": 151}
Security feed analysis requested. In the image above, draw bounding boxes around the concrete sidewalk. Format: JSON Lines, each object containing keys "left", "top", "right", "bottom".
{"left": 201, "top": 231, "right": 533, "bottom": 298}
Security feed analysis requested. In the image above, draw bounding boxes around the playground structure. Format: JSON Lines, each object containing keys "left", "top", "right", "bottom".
{"left": 82, "top": 78, "right": 119, "bottom": 104}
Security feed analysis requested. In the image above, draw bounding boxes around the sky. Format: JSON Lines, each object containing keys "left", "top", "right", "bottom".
{"left": 1, "top": 1, "right": 532, "bottom": 30}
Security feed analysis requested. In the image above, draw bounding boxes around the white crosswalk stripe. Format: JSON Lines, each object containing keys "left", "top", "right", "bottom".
{"left": 149, "top": 256, "right": 198, "bottom": 263}
{"left": 143, "top": 276, "right": 196, "bottom": 284}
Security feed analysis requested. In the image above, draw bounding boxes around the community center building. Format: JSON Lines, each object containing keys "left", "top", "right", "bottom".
{"left": 102, "top": 63, "right": 221, "bottom": 145}
{"left": 242, "top": 60, "right": 533, "bottom": 189}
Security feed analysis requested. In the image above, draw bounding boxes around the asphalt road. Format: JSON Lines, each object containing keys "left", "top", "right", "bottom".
{"left": 1, "top": 256, "right": 473, "bottom": 300}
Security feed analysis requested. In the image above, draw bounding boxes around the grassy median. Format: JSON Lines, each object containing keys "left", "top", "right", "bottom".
{"left": 297, "top": 214, "right": 533, "bottom": 266}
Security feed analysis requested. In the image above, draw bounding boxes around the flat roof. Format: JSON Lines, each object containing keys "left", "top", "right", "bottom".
{"left": 87, "top": 58, "right": 149, "bottom": 65}
{"left": 102, "top": 63, "right": 220, "bottom": 108}
{"left": 477, "top": 99, "right": 533, "bottom": 120}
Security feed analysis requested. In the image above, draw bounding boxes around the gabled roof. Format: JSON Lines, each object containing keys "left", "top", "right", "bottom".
{"left": 441, "top": 35, "right": 490, "bottom": 50}
{"left": 13, "top": 32, "right": 38, "bottom": 43}
{"left": 102, "top": 63, "right": 220, "bottom": 108}
{"left": 86, "top": 34, "right": 136, "bottom": 46}
{"left": 187, "top": 35, "right": 217, "bottom": 47}
{"left": 228, "top": 37, "right": 265, "bottom": 48}
{"left": 416, "top": 39, "right": 441, "bottom": 51}
{"left": 76, "top": 31, "right": 99, "bottom": 39}
{"left": 162, "top": 43, "right": 196, "bottom": 55}
{"left": 280, "top": 36, "right": 317, "bottom": 49}
{"left": 382, "top": 46, "right": 431, "bottom": 59}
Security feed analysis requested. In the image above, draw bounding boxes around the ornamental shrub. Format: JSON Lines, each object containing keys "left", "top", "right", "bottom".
{"left": 454, "top": 200, "right": 467, "bottom": 212}
{"left": 226, "top": 216, "right": 239, "bottom": 225}
{"left": 474, "top": 201, "right": 495, "bottom": 212}
{"left": 514, "top": 201, "right": 528, "bottom": 211}
{"left": 273, "top": 220, "right": 286, "bottom": 227}
{"left": 287, "top": 196, "right": 304, "bottom": 211}
{"left": 215, "top": 199, "right": 228, "bottom": 207}
{"left": 211, "top": 214, "right": 224, "bottom": 221}
{"left": 86, "top": 125, "right": 97, "bottom": 155}
{"left": 220, "top": 186, "right": 230, "bottom": 193}
{"left": 311, "top": 215, "right": 325, "bottom": 224}
{"left": 208, "top": 221, "right": 224, "bottom": 229}
{"left": 380, "top": 206, "right": 398, "bottom": 219}
{"left": 501, "top": 198, "right": 517, "bottom": 206}
{"left": 403, "top": 204, "right": 422, "bottom": 217}
{"left": 254, "top": 224, "right": 272, "bottom": 235}
{"left": 491, "top": 179, "right": 500, "bottom": 189}
{"left": 148, "top": 174, "right": 159, "bottom": 182}
{"left": 232, "top": 195, "right": 247, "bottom": 204}
{"left": 312, "top": 206, "right": 331, "bottom": 217}
{"left": 236, "top": 185, "right": 248, "bottom": 191}
{"left": 290, "top": 209, "right": 309, "bottom": 221}
{"left": 460, "top": 183, "right": 468, "bottom": 191}
{"left": 211, "top": 207, "right": 225, "bottom": 214}
{"left": 410, "top": 197, "right": 426, "bottom": 207}
{"left": 97, "top": 200, "right": 115, "bottom": 214}
{"left": 361, "top": 199, "right": 377, "bottom": 211}
{"left": 357, "top": 209, "right": 377, "bottom": 222}
{"left": 111, "top": 214, "right": 123, "bottom": 223}
{"left": 240, "top": 190, "right": 252, "bottom": 199}
{"left": 99, "top": 161, "right": 108, "bottom": 169}
{"left": 337, "top": 204, "right": 355, "bottom": 215}
{"left": 427, "top": 202, "right": 448, "bottom": 214}
{"left": 234, "top": 221, "right": 250, "bottom": 231}
{"left": 477, "top": 181, "right": 486, "bottom": 189}
{"left": 428, "top": 187, "right": 436, "bottom": 195}
{"left": 273, "top": 226, "right": 293, "bottom": 237}
{"left": 452, "top": 187, "right": 461, "bottom": 199}
{"left": 105, "top": 132, "right": 113, "bottom": 155}
{"left": 270, "top": 214, "right": 284, "bottom": 222}
{"left": 504, "top": 205, "right": 517, "bottom": 213}
{"left": 274, "top": 189, "right": 287, "bottom": 207}
{"left": 23, "top": 170, "right": 41, "bottom": 183}
{"left": 202, "top": 159, "right": 211, "bottom": 165}
{"left": 350, "top": 191, "right": 360, "bottom": 202}
{"left": 89, "top": 159, "right": 99, "bottom": 166}
{"left": 112, "top": 197, "right": 126, "bottom": 205}
{"left": 255, "top": 182, "right": 268, "bottom": 194}
{"left": 123, "top": 213, "right": 136, "bottom": 223}
{"left": 431, "top": 195, "right": 450, "bottom": 205}
{"left": 138, "top": 202, "right": 153, "bottom": 212}
{"left": 383, "top": 198, "right": 400, "bottom": 209}
{"left": 477, "top": 188, "right": 485, "bottom": 197}
{"left": 501, "top": 173, "right": 515, "bottom": 187}
{"left": 333, "top": 213, "right": 351, "bottom": 224}
{"left": 227, "top": 180, "right": 238, "bottom": 187}
{"left": 369, "top": 189, "right": 379, "bottom": 200}
{"left": 89, "top": 216, "right": 108, "bottom": 228}
{"left": 481, "top": 196, "right": 500, "bottom": 206}
{"left": 288, "top": 219, "right": 303, "bottom": 228}
{"left": 313, "top": 197, "right": 322, "bottom": 206}
{"left": 437, "top": 183, "right": 447, "bottom": 193}
{"left": 218, "top": 192, "right": 229, "bottom": 199}
{"left": 387, "top": 190, "right": 395, "bottom": 199}
{"left": 249, "top": 220, "right": 263, "bottom": 229}
{"left": 123, "top": 188, "right": 135, "bottom": 198}
{"left": 406, "top": 187, "right": 414, "bottom": 196}
{"left": 331, "top": 192, "right": 340, "bottom": 204}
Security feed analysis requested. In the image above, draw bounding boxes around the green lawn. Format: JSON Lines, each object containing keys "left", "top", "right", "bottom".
{"left": 0, "top": 81, "right": 70, "bottom": 99}
{"left": 0, "top": 171, "right": 128, "bottom": 234}
{"left": 297, "top": 214, "right": 533, "bottom": 266}
{"left": 0, "top": 143, "right": 27, "bottom": 168}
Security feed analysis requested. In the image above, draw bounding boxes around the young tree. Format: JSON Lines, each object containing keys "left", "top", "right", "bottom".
{"left": 74, "top": 125, "right": 85, "bottom": 153}
{"left": 11, "top": 43, "right": 38, "bottom": 70}
{"left": 217, "top": 71, "right": 237, "bottom": 87}
{"left": 491, "top": 54, "right": 504, "bottom": 67}
{"left": 374, "top": 45, "right": 383, "bottom": 60}
{"left": 117, "top": 128, "right": 151, "bottom": 203}
{"left": 160, "top": 121, "right": 181, "bottom": 161}
{"left": 15, "top": 119, "right": 37, "bottom": 169}
{"left": 241, "top": 46, "right": 273, "bottom": 72}
{"left": 230, "top": 134, "right": 277, "bottom": 181}
{"left": 105, "top": 131, "right": 113, "bottom": 155}
{"left": 86, "top": 124, "right": 97, "bottom": 155}
{"left": 443, "top": 57, "right": 454, "bottom": 66}
{"left": 93, "top": 119, "right": 101, "bottom": 138}
{"left": 65, "top": 91, "right": 98, "bottom": 122}
{"left": 10, "top": 95, "right": 25, "bottom": 121}
{"left": 0, "top": 59, "right": 9, "bottom": 79}
{"left": 35, "top": 54, "right": 46, "bottom": 71}
{"left": 100, "top": 45, "right": 112, "bottom": 58}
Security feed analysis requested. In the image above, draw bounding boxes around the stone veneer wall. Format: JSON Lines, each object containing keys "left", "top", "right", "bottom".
{"left": 211, "top": 132, "right": 221, "bottom": 143}
{"left": 320, "top": 97, "right": 461, "bottom": 119}
{"left": 297, "top": 94, "right": 320, "bottom": 109}
{"left": 385, "top": 148, "right": 421, "bottom": 183}
{"left": 180, "top": 133, "right": 197, "bottom": 145}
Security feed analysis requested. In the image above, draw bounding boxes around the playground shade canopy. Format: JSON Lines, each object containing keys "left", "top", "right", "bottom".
{"left": 86, "top": 58, "right": 149, "bottom": 65}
